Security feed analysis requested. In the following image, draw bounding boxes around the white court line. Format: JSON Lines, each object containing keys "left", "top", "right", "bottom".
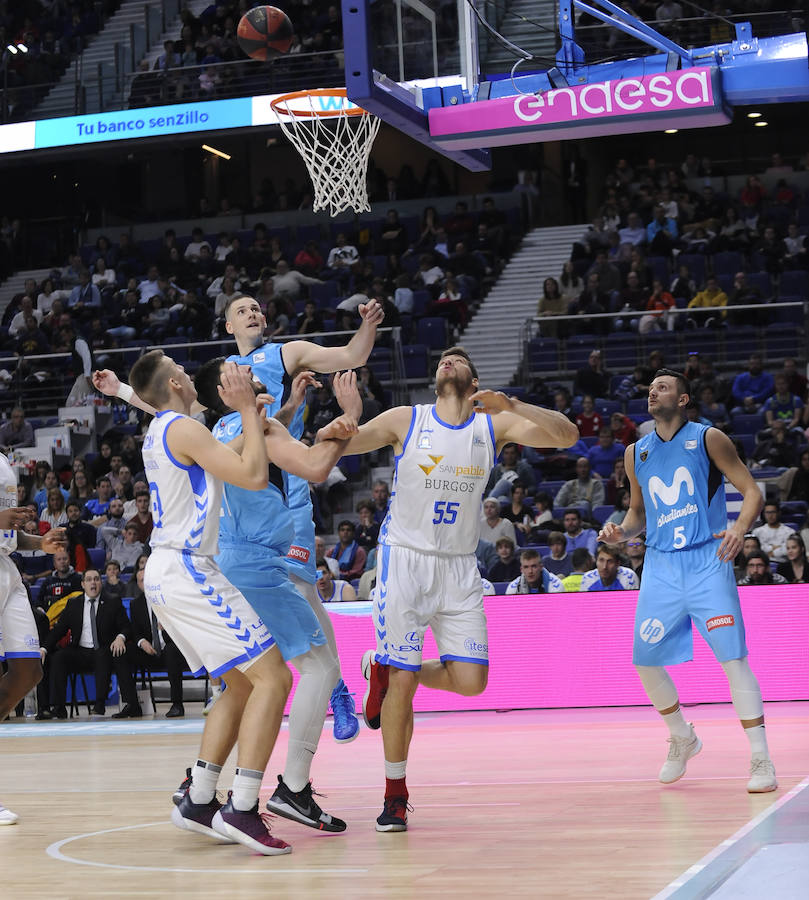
{"left": 46, "top": 821, "right": 368, "bottom": 875}
{"left": 650, "top": 776, "right": 809, "bottom": 900}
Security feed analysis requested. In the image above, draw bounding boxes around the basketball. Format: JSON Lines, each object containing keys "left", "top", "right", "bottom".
{"left": 237, "top": 6, "right": 293, "bottom": 60}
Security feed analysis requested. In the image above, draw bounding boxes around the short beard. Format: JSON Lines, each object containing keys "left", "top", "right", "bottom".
{"left": 436, "top": 371, "right": 472, "bottom": 399}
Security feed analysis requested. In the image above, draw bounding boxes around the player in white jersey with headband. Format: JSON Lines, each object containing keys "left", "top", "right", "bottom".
{"left": 343, "top": 346, "right": 579, "bottom": 831}
{"left": 0, "top": 458, "right": 66, "bottom": 825}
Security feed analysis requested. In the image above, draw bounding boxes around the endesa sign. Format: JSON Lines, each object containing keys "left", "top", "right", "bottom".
{"left": 430, "top": 66, "right": 731, "bottom": 149}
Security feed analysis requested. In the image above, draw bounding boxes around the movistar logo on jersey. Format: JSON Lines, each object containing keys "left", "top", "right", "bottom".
{"left": 647, "top": 466, "right": 695, "bottom": 509}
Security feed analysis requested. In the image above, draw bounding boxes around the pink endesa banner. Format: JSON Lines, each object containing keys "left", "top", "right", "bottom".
{"left": 429, "top": 67, "right": 731, "bottom": 150}
{"left": 286, "top": 585, "right": 809, "bottom": 715}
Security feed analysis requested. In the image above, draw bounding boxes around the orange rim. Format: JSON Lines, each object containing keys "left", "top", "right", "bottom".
{"left": 269, "top": 87, "right": 368, "bottom": 118}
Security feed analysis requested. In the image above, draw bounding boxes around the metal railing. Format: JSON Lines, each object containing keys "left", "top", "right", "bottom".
{"left": 518, "top": 300, "right": 809, "bottom": 381}
{"left": 0, "top": 325, "right": 407, "bottom": 418}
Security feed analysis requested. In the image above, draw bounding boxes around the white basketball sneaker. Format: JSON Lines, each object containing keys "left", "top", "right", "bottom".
{"left": 747, "top": 757, "right": 777, "bottom": 793}
{"left": 0, "top": 803, "right": 19, "bottom": 825}
{"left": 659, "top": 723, "right": 702, "bottom": 784}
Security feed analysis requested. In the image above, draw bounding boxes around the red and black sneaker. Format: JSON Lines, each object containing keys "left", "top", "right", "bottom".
{"left": 375, "top": 796, "right": 412, "bottom": 832}
{"left": 172, "top": 767, "right": 192, "bottom": 806}
{"left": 361, "top": 650, "right": 389, "bottom": 730}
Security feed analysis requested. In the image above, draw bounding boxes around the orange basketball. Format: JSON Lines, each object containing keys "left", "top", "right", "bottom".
{"left": 237, "top": 6, "right": 293, "bottom": 60}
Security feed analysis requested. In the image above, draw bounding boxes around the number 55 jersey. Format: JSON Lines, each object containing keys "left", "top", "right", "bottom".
{"left": 380, "top": 405, "right": 496, "bottom": 556}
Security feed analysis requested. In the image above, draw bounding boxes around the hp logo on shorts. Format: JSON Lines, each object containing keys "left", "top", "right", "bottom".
{"left": 639, "top": 618, "right": 665, "bottom": 644}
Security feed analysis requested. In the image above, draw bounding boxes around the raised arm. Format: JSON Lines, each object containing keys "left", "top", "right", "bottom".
{"left": 706, "top": 427, "right": 764, "bottom": 561}
{"left": 167, "top": 363, "right": 268, "bottom": 491}
{"left": 598, "top": 443, "right": 645, "bottom": 545}
{"left": 342, "top": 405, "right": 414, "bottom": 456}
{"left": 93, "top": 369, "right": 157, "bottom": 416}
{"left": 476, "top": 391, "right": 580, "bottom": 450}
{"left": 280, "top": 300, "right": 384, "bottom": 374}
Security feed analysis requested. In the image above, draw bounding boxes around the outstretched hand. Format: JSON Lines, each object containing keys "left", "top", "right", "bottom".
{"left": 597, "top": 522, "right": 625, "bottom": 545}
{"left": 218, "top": 363, "right": 258, "bottom": 414}
{"left": 318, "top": 414, "right": 359, "bottom": 442}
{"left": 92, "top": 369, "right": 120, "bottom": 397}
{"left": 332, "top": 370, "right": 362, "bottom": 422}
{"left": 289, "top": 370, "right": 320, "bottom": 409}
{"left": 358, "top": 300, "right": 384, "bottom": 326}
{"left": 470, "top": 390, "right": 514, "bottom": 415}
{"left": 41, "top": 527, "right": 67, "bottom": 553}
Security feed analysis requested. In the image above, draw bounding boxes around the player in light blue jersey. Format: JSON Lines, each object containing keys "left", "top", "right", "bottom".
{"left": 600, "top": 369, "right": 777, "bottom": 793}
{"left": 341, "top": 346, "right": 579, "bottom": 831}
{"left": 195, "top": 360, "right": 362, "bottom": 832}
{"left": 224, "top": 292, "right": 383, "bottom": 743}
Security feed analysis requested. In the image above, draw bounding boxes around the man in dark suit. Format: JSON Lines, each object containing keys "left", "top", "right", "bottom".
{"left": 39, "top": 568, "right": 142, "bottom": 719}
{"left": 125, "top": 569, "right": 190, "bottom": 718}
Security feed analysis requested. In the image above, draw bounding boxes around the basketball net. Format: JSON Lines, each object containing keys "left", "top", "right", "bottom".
{"left": 271, "top": 88, "right": 380, "bottom": 217}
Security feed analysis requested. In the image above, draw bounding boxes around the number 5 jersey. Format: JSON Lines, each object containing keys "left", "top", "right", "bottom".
{"left": 635, "top": 421, "right": 728, "bottom": 553}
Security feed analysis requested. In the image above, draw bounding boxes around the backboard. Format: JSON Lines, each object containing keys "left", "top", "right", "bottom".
{"left": 342, "top": 0, "right": 809, "bottom": 172}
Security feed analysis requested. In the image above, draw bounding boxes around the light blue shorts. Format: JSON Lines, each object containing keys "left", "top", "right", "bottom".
{"left": 217, "top": 542, "right": 325, "bottom": 662}
{"left": 282, "top": 502, "right": 317, "bottom": 585}
{"left": 633, "top": 542, "right": 747, "bottom": 666}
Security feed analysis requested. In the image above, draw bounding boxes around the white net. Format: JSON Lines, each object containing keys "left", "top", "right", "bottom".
{"left": 272, "top": 93, "right": 381, "bottom": 217}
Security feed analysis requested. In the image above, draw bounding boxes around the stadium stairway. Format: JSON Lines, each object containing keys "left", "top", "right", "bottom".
{"left": 33, "top": 0, "right": 212, "bottom": 120}
{"left": 458, "top": 223, "right": 583, "bottom": 388}
{"left": 0, "top": 269, "right": 56, "bottom": 318}
{"left": 480, "top": 0, "right": 558, "bottom": 74}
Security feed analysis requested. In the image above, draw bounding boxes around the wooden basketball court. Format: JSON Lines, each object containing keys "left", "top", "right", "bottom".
{"left": 1, "top": 701, "right": 807, "bottom": 898}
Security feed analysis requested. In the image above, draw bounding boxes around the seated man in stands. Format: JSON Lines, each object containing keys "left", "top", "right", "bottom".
{"left": 563, "top": 508, "right": 598, "bottom": 557}
{"left": 587, "top": 429, "right": 625, "bottom": 479}
{"left": 554, "top": 457, "right": 604, "bottom": 513}
{"left": 752, "top": 501, "right": 793, "bottom": 562}
{"left": 105, "top": 522, "right": 145, "bottom": 571}
{"left": 505, "top": 548, "right": 564, "bottom": 594}
{"left": 687, "top": 275, "right": 727, "bottom": 328}
{"left": 316, "top": 558, "right": 357, "bottom": 603}
{"left": 762, "top": 372, "right": 803, "bottom": 431}
{"left": 731, "top": 354, "right": 775, "bottom": 415}
{"left": 574, "top": 349, "right": 610, "bottom": 398}
{"left": 581, "top": 544, "right": 639, "bottom": 591}
{"left": 543, "top": 531, "right": 573, "bottom": 578}
{"left": 752, "top": 420, "right": 798, "bottom": 470}
{"left": 737, "top": 550, "right": 787, "bottom": 586}
{"left": 485, "top": 442, "right": 536, "bottom": 499}
{"left": 326, "top": 520, "right": 367, "bottom": 581}
{"left": 0, "top": 406, "right": 34, "bottom": 450}
{"left": 94, "top": 496, "right": 127, "bottom": 554}
{"left": 488, "top": 537, "right": 521, "bottom": 584}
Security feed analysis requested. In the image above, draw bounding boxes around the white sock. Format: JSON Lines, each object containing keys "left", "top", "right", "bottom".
{"left": 635, "top": 666, "right": 691, "bottom": 738}
{"left": 744, "top": 724, "right": 770, "bottom": 758}
{"left": 189, "top": 759, "right": 221, "bottom": 804}
{"left": 385, "top": 760, "right": 407, "bottom": 780}
{"left": 231, "top": 767, "right": 263, "bottom": 811}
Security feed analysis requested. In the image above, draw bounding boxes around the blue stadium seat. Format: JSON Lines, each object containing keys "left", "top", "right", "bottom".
{"left": 604, "top": 334, "right": 638, "bottom": 370}
{"left": 682, "top": 330, "right": 718, "bottom": 359}
{"left": 87, "top": 548, "right": 106, "bottom": 570}
{"left": 712, "top": 251, "right": 745, "bottom": 276}
{"left": 723, "top": 327, "right": 759, "bottom": 359}
{"left": 679, "top": 254, "right": 706, "bottom": 284}
{"left": 730, "top": 413, "right": 763, "bottom": 434}
{"left": 402, "top": 344, "right": 429, "bottom": 380}
{"left": 416, "top": 317, "right": 448, "bottom": 350}
{"left": 567, "top": 335, "right": 601, "bottom": 370}
{"left": 368, "top": 347, "right": 392, "bottom": 380}
{"left": 779, "top": 270, "right": 809, "bottom": 297}
{"left": 309, "top": 281, "right": 340, "bottom": 306}
{"left": 592, "top": 505, "right": 615, "bottom": 523}
{"left": 627, "top": 398, "right": 648, "bottom": 415}
{"left": 528, "top": 338, "right": 559, "bottom": 372}
{"left": 411, "top": 290, "right": 431, "bottom": 316}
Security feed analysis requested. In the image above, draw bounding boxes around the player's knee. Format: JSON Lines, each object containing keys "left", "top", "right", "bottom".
{"left": 448, "top": 663, "right": 488, "bottom": 696}
{"left": 388, "top": 667, "right": 418, "bottom": 696}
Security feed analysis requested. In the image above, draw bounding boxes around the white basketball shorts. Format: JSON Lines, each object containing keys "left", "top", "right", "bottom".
{"left": 0, "top": 554, "right": 40, "bottom": 661}
{"left": 145, "top": 547, "right": 275, "bottom": 679}
{"left": 373, "top": 544, "right": 489, "bottom": 670}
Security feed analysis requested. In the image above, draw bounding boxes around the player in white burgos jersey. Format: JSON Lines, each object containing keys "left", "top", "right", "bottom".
{"left": 129, "top": 349, "right": 292, "bottom": 856}
{"left": 0, "top": 454, "right": 67, "bottom": 825}
{"left": 342, "top": 346, "right": 580, "bottom": 832}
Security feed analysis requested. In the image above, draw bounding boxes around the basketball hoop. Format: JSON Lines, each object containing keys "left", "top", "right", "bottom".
{"left": 270, "top": 88, "right": 381, "bottom": 217}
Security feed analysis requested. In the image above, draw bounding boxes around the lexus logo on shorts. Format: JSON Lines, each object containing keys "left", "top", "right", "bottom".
{"left": 639, "top": 618, "right": 665, "bottom": 643}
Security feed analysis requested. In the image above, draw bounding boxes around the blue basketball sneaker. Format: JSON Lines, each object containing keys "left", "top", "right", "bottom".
{"left": 329, "top": 678, "right": 359, "bottom": 743}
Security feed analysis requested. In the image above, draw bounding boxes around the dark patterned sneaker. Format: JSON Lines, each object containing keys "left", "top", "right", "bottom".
{"left": 172, "top": 768, "right": 193, "bottom": 806}
{"left": 375, "top": 796, "right": 411, "bottom": 832}
{"left": 266, "top": 775, "right": 346, "bottom": 832}
{"left": 361, "top": 649, "right": 389, "bottom": 730}
{"left": 171, "top": 790, "right": 235, "bottom": 843}
{"left": 212, "top": 792, "right": 292, "bottom": 855}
